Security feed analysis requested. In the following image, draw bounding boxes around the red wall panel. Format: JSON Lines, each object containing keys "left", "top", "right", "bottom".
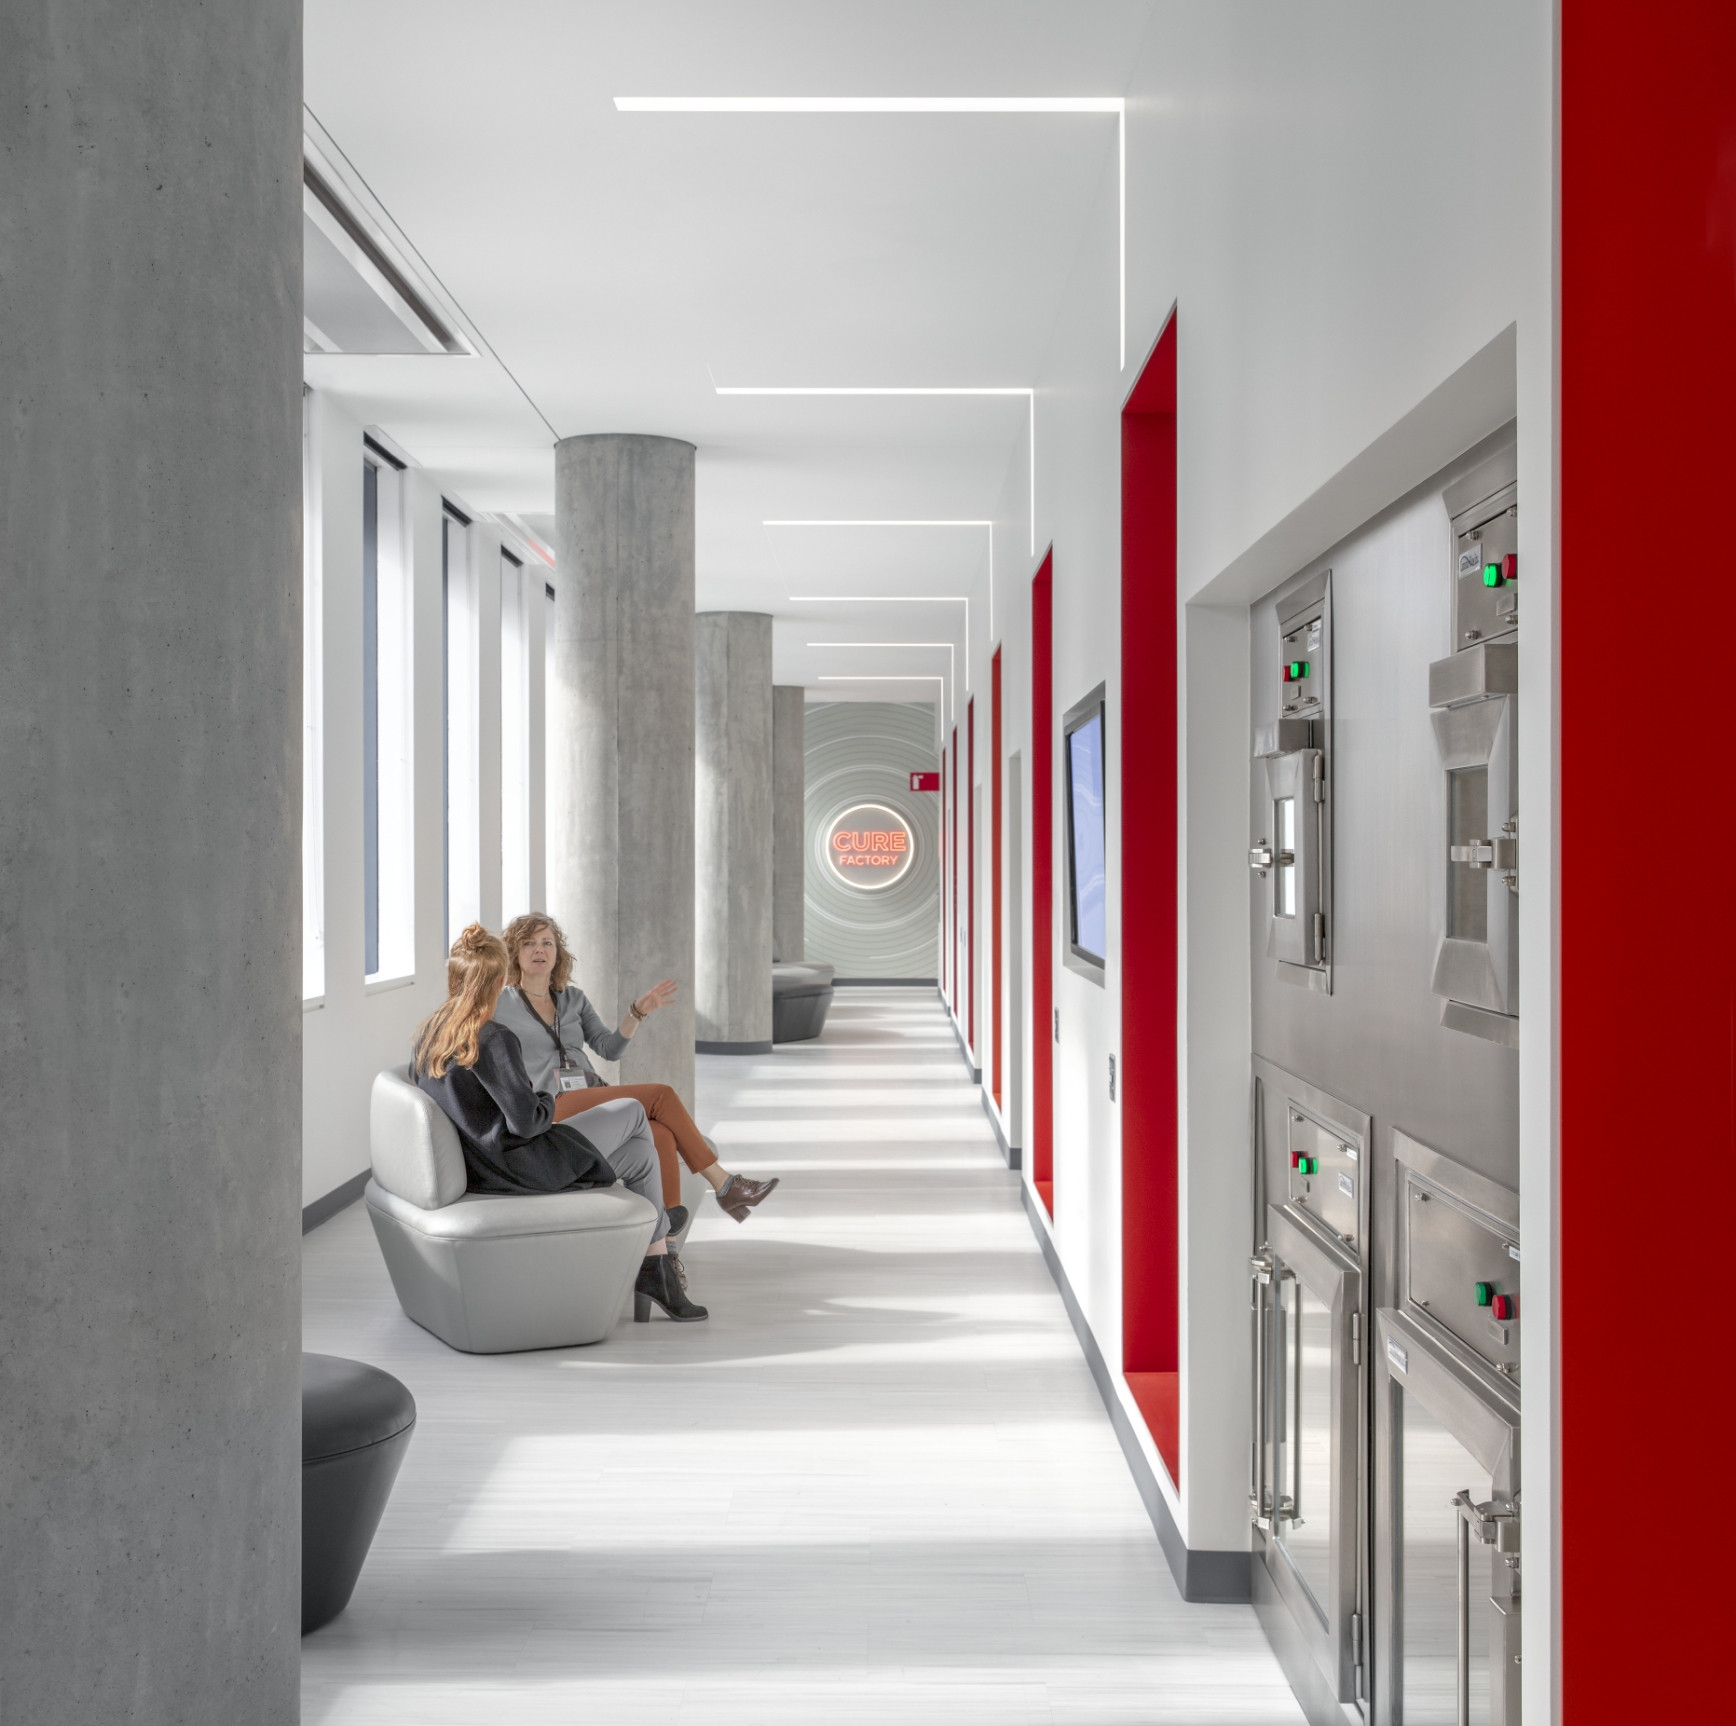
{"left": 992, "top": 648, "right": 1004, "bottom": 1111}
{"left": 1560, "top": 11, "right": 1736, "bottom": 1717}
{"left": 967, "top": 698, "right": 976, "bottom": 1051}
{"left": 1031, "top": 556, "right": 1054, "bottom": 1210}
{"left": 1121, "top": 317, "right": 1179, "bottom": 1484}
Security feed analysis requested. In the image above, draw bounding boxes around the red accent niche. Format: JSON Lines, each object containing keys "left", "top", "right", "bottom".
{"left": 949, "top": 729, "right": 959, "bottom": 1013}
{"left": 967, "top": 697, "right": 976, "bottom": 1053}
{"left": 1031, "top": 553, "right": 1054, "bottom": 1214}
{"left": 1120, "top": 313, "right": 1179, "bottom": 1488}
{"left": 992, "top": 648, "right": 1004, "bottom": 1112}
{"left": 1561, "top": 11, "right": 1736, "bottom": 1717}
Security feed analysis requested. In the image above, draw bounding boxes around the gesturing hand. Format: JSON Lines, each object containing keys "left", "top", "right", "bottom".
{"left": 634, "top": 978, "right": 678, "bottom": 1019}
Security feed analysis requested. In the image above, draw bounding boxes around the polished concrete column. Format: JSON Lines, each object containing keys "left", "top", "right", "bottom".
{"left": 695, "top": 615, "right": 775, "bottom": 1051}
{"left": 1, "top": 3, "right": 302, "bottom": 1717}
{"left": 550, "top": 435, "right": 696, "bottom": 1102}
{"left": 772, "top": 686, "right": 807, "bottom": 961}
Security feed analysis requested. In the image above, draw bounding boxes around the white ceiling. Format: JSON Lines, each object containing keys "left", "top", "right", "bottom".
{"left": 304, "top": 0, "right": 1151, "bottom": 707}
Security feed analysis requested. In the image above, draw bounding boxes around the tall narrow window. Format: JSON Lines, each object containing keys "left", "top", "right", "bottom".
{"left": 302, "top": 393, "right": 325, "bottom": 1001}
{"left": 363, "top": 439, "right": 414, "bottom": 981}
{"left": 362, "top": 461, "right": 379, "bottom": 973}
{"left": 443, "top": 506, "right": 480, "bottom": 943}
{"left": 499, "top": 550, "right": 531, "bottom": 922}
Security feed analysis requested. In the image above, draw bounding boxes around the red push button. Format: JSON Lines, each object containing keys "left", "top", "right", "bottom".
{"left": 1501, "top": 553, "right": 1518, "bottom": 581}
{"left": 1491, "top": 1294, "right": 1515, "bottom": 1321}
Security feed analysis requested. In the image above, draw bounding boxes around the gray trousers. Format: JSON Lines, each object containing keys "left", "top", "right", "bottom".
{"left": 570, "top": 1096, "right": 668, "bottom": 1243}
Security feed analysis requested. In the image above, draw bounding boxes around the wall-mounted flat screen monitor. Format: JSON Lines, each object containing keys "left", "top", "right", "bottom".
{"left": 1064, "top": 689, "right": 1107, "bottom": 976}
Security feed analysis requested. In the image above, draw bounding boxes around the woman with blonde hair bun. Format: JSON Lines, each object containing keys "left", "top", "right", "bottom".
{"left": 493, "top": 912, "right": 778, "bottom": 1226}
{"left": 412, "top": 925, "right": 707, "bottom": 1322}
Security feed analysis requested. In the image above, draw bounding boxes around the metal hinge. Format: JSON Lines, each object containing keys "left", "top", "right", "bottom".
{"left": 1312, "top": 910, "right": 1326, "bottom": 962}
{"left": 1312, "top": 754, "right": 1326, "bottom": 803}
{"left": 1351, "top": 1612, "right": 1365, "bottom": 1698}
{"left": 1351, "top": 1311, "right": 1361, "bottom": 1366}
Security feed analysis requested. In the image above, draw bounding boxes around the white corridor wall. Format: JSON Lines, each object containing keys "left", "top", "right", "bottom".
{"left": 966, "top": 7, "right": 1554, "bottom": 1720}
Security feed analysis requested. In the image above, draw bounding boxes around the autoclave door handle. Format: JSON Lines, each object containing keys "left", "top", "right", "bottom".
{"left": 1248, "top": 842, "right": 1293, "bottom": 878}
{"left": 1249, "top": 1252, "right": 1274, "bottom": 1530}
{"left": 1454, "top": 1491, "right": 1521, "bottom": 1726}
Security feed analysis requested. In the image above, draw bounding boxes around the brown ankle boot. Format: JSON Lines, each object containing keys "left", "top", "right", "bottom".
{"left": 715, "top": 1172, "right": 779, "bottom": 1223}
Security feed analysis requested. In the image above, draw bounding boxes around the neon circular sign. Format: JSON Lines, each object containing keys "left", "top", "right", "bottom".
{"left": 825, "top": 803, "right": 916, "bottom": 891}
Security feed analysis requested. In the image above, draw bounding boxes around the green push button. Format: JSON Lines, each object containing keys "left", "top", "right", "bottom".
{"left": 1298, "top": 1156, "right": 1318, "bottom": 1176}
{"left": 1482, "top": 563, "right": 1503, "bottom": 588}
{"left": 1474, "top": 1281, "right": 1495, "bottom": 1307}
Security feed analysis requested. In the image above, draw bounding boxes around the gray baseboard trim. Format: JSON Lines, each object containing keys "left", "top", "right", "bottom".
{"left": 980, "top": 1091, "right": 1021, "bottom": 1171}
{"left": 302, "top": 1169, "right": 369, "bottom": 1235}
{"left": 835, "top": 977, "right": 938, "bottom": 986}
{"left": 1018, "top": 1183, "right": 1251, "bottom": 1606}
{"left": 696, "top": 1039, "right": 775, "bottom": 1055}
{"left": 944, "top": 1005, "right": 982, "bottom": 1082}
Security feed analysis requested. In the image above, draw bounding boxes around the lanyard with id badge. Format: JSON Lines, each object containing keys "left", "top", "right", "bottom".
{"left": 518, "top": 988, "right": 590, "bottom": 1091}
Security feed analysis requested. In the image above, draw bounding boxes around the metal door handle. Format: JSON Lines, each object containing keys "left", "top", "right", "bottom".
{"left": 1457, "top": 1495, "right": 1471, "bottom": 1726}
{"left": 1455, "top": 1491, "right": 1520, "bottom": 1726}
{"left": 1248, "top": 842, "right": 1294, "bottom": 878}
{"left": 1450, "top": 835, "right": 1516, "bottom": 871}
{"left": 1249, "top": 1253, "right": 1273, "bottom": 1529}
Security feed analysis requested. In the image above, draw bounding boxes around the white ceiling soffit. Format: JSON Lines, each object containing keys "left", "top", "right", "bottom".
{"left": 303, "top": 118, "right": 473, "bottom": 357}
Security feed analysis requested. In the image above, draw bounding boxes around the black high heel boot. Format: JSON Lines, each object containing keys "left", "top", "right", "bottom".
{"left": 633, "top": 1253, "right": 709, "bottom": 1322}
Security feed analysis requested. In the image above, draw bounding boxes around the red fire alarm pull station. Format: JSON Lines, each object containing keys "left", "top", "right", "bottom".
{"left": 909, "top": 771, "right": 940, "bottom": 792}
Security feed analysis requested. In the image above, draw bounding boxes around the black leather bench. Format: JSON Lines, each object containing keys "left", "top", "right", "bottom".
{"left": 772, "top": 961, "right": 835, "bottom": 1043}
{"left": 302, "top": 1353, "right": 416, "bottom": 1633}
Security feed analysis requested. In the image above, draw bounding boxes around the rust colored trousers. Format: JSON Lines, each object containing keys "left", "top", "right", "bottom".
{"left": 554, "top": 1082, "right": 718, "bottom": 1207}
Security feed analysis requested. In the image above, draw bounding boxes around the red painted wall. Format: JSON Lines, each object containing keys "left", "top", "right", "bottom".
{"left": 1121, "top": 318, "right": 1179, "bottom": 1482}
{"left": 992, "top": 648, "right": 1004, "bottom": 1111}
{"left": 967, "top": 698, "right": 977, "bottom": 1051}
{"left": 1560, "top": 12, "right": 1736, "bottom": 1718}
{"left": 1031, "top": 556, "right": 1054, "bottom": 1210}
{"left": 949, "top": 727, "right": 958, "bottom": 1012}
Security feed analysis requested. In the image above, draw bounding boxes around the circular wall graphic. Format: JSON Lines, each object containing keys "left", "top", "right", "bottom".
{"left": 823, "top": 803, "right": 917, "bottom": 891}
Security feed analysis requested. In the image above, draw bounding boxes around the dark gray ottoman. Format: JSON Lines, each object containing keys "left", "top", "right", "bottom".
{"left": 301, "top": 1353, "right": 416, "bottom": 1634}
{"left": 772, "top": 962, "right": 835, "bottom": 1043}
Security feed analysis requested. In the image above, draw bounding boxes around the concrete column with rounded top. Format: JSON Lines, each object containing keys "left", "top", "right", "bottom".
{"left": 695, "top": 614, "right": 775, "bottom": 1051}
{"left": 1, "top": 2, "right": 302, "bottom": 1715}
{"left": 549, "top": 435, "right": 696, "bottom": 1103}
{"left": 772, "top": 686, "right": 807, "bottom": 962}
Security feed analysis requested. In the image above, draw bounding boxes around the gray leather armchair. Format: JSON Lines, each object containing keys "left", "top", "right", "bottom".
{"left": 365, "top": 1066, "right": 657, "bottom": 1353}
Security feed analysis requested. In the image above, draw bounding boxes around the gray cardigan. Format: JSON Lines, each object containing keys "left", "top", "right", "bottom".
{"left": 492, "top": 984, "right": 630, "bottom": 1093}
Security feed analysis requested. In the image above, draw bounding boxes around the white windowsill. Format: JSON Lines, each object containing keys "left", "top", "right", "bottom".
{"left": 365, "top": 973, "right": 417, "bottom": 996}
{"left": 303, "top": 995, "right": 325, "bottom": 1013}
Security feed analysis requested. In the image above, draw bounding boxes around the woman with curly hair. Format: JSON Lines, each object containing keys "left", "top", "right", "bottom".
{"left": 412, "top": 924, "right": 706, "bottom": 1322}
{"left": 492, "top": 911, "right": 778, "bottom": 1225}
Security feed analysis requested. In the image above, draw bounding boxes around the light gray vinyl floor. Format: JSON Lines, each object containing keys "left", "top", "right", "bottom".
{"left": 300, "top": 987, "right": 1304, "bottom": 1725}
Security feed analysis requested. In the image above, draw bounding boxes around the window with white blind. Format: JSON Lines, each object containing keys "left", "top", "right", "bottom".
{"left": 362, "top": 441, "right": 415, "bottom": 982}
{"left": 443, "top": 507, "right": 480, "bottom": 943}
{"left": 499, "top": 549, "right": 531, "bottom": 923}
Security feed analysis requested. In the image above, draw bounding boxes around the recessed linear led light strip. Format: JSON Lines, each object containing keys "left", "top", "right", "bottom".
{"left": 615, "top": 94, "right": 1126, "bottom": 370}
{"left": 807, "top": 642, "right": 956, "bottom": 719}
{"left": 768, "top": 518, "right": 995, "bottom": 635}
{"left": 815, "top": 673, "right": 949, "bottom": 748}
{"left": 725, "top": 389, "right": 1034, "bottom": 554}
{"left": 790, "top": 596, "right": 971, "bottom": 692}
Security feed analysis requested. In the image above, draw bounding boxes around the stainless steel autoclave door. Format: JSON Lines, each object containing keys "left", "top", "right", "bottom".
{"left": 1373, "top": 1310, "right": 1521, "bottom": 1726}
{"left": 1253, "top": 1204, "right": 1364, "bottom": 1705}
